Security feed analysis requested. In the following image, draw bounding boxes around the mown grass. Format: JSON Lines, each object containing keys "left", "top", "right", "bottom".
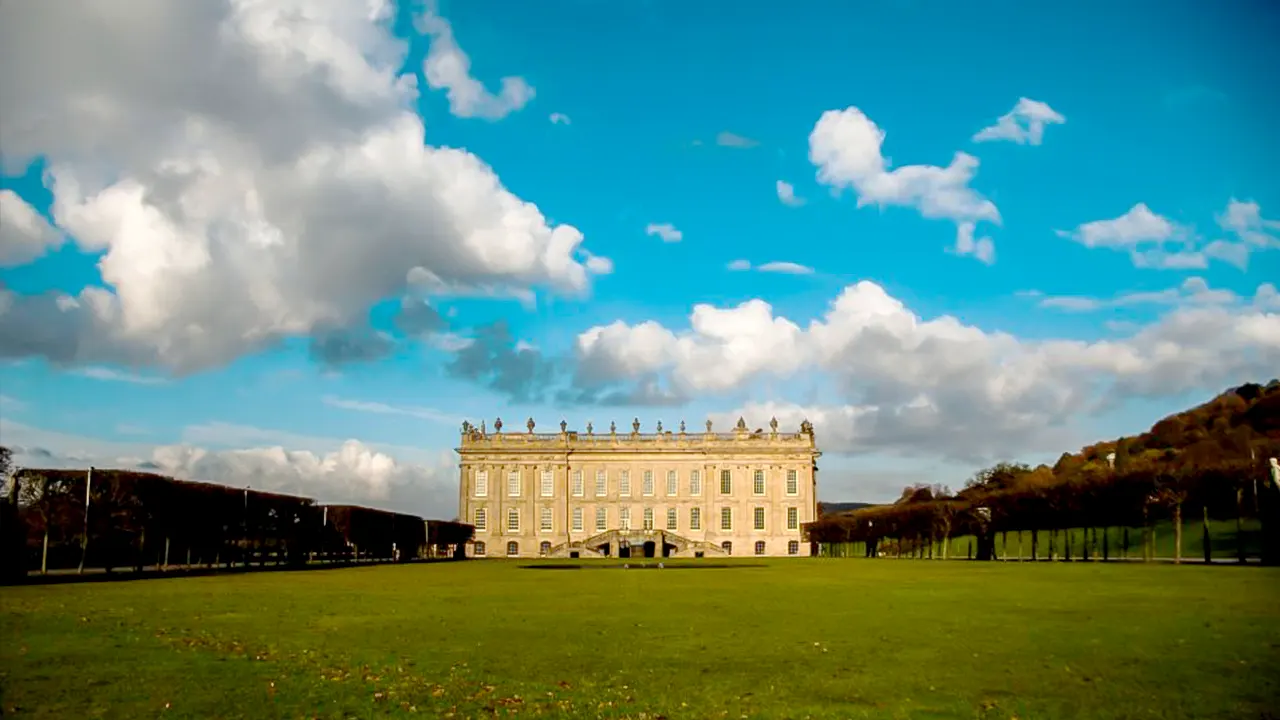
{"left": 2, "top": 559, "right": 1278, "bottom": 719}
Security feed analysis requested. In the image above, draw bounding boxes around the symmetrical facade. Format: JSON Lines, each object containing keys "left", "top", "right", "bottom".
{"left": 456, "top": 416, "right": 820, "bottom": 558}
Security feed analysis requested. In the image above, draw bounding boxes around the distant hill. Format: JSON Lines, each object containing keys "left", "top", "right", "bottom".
{"left": 805, "top": 379, "right": 1280, "bottom": 562}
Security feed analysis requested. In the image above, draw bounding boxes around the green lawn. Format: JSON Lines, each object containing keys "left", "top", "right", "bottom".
{"left": 2, "top": 560, "right": 1278, "bottom": 719}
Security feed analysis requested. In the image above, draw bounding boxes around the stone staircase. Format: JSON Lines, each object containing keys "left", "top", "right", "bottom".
{"left": 546, "top": 529, "right": 729, "bottom": 558}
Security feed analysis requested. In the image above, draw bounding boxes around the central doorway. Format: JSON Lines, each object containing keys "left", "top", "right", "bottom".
{"left": 642, "top": 541, "right": 656, "bottom": 558}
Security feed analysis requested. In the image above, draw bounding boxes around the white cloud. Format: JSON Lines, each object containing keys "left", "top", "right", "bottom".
{"left": 776, "top": 180, "right": 805, "bottom": 207}
{"left": 726, "top": 259, "right": 814, "bottom": 274}
{"left": 952, "top": 221, "right": 995, "bottom": 265}
{"left": 1058, "top": 198, "right": 1280, "bottom": 271}
{"left": 0, "top": 190, "right": 63, "bottom": 267}
{"left": 73, "top": 366, "right": 168, "bottom": 385}
{"left": 322, "top": 395, "right": 456, "bottom": 424}
{"left": 1206, "top": 198, "right": 1280, "bottom": 270}
{"left": 972, "top": 97, "right": 1066, "bottom": 146}
{"left": 716, "top": 132, "right": 758, "bottom": 148}
{"left": 2, "top": 418, "right": 458, "bottom": 518}
{"left": 809, "top": 106, "right": 1000, "bottom": 261}
{"left": 757, "top": 261, "right": 815, "bottom": 275}
{"left": 1058, "top": 203, "right": 1181, "bottom": 248}
{"left": 1031, "top": 276, "right": 1242, "bottom": 312}
{"left": 549, "top": 112, "right": 571, "bottom": 125}
{"left": 0, "top": 1, "right": 602, "bottom": 373}
{"left": 645, "top": 223, "right": 683, "bottom": 243}
{"left": 417, "top": 6, "right": 534, "bottom": 120}
{"left": 572, "top": 280, "right": 1280, "bottom": 461}
{"left": 583, "top": 252, "right": 614, "bottom": 275}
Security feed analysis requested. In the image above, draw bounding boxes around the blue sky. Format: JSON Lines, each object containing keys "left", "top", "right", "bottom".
{"left": 1, "top": 0, "right": 1278, "bottom": 517}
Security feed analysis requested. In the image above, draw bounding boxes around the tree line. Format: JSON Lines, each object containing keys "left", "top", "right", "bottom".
{"left": 804, "top": 381, "right": 1280, "bottom": 565}
{"left": 0, "top": 457, "right": 473, "bottom": 582}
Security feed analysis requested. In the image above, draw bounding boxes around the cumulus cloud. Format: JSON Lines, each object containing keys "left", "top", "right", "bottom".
{"left": 1058, "top": 203, "right": 1181, "bottom": 248}
{"left": 972, "top": 97, "right": 1066, "bottom": 146}
{"left": 571, "top": 280, "right": 1280, "bottom": 461}
{"left": 776, "top": 180, "right": 805, "bottom": 207}
{"left": 1058, "top": 199, "right": 1279, "bottom": 270}
{"left": 417, "top": 5, "right": 534, "bottom": 120}
{"left": 2, "top": 418, "right": 458, "bottom": 518}
{"left": 809, "top": 106, "right": 1000, "bottom": 262}
{"left": 953, "top": 221, "right": 995, "bottom": 265}
{"left": 0, "top": 1, "right": 604, "bottom": 374}
{"left": 645, "top": 223, "right": 683, "bottom": 243}
{"left": 0, "top": 190, "right": 63, "bottom": 267}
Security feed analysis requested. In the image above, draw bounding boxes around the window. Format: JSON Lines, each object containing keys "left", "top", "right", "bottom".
{"left": 620, "top": 507, "right": 631, "bottom": 530}
{"left": 620, "top": 471, "right": 631, "bottom": 497}
{"left": 643, "top": 470, "right": 654, "bottom": 496}
{"left": 666, "top": 471, "right": 678, "bottom": 496}
{"left": 690, "top": 507, "right": 701, "bottom": 530}
{"left": 571, "top": 470, "right": 584, "bottom": 497}
{"left": 539, "top": 541, "right": 551, "bottom": 556}
{"left": 596, "top": 507, "right": 607, "bottom": 531}
{"left": 666, "top": 508, "right": 678, "bottom": 531}
{"left": 475, "top": 471, "right": 488, "bottom": 497}
{"left": 572, "top": 507, "right": 583, "bottom": 532}
{"left": 720, "top": 507, "right": 732, "bottom": 531}
{"left": 595, "top": 470, "right": 607, "bottom": 496}
{"left": 506, "top": 541, "right": 519, "bottom": 557}
{"left": 788, "top": 540, "right": 800, "bottom": 556}
{"left": 474, "top": 508, "right": 487, "bottom": 532}
{"left": 753, "top": 469, "right": 765, "bottom": 495}
{"left": 474, "top": 541, "right": 486, "bottom": 556}
{"left": 540, "top": 507, "right": 553, "bottom": 532}
{"left": 721, "top": 541, "right": 732, "bottom": 555}
{"left": 690, "top": 470, "right": 701, "bottom": 496}
{"left": 786, "top": 469, "right": 798, "bottom": 495}
{"left": 787, "top": 507, "right": 799, "bottom": 530}
{"left": 508, "top": 471, "right": 520, "bottom": 497}
{"left": 507, "top": 508, "right": 520, "bottom": 532}
{"left": 754, "top": 541, "right": 766, "bottom": 556}
{"left": 720, "top": 469, "right": 732, "bottom": 495}
{"left": 540, "top": 471, "right": 554, "bottom": 497}
{"left": 754, "top": 506, "right": 766, "bottom": 530}
{"left": 643, "top": 507, "right": 654, "bottom": 530}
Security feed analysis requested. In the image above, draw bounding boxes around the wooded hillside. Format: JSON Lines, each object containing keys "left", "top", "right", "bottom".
{"left": 805, "top": 380, "right": 1280, "bottom": 563}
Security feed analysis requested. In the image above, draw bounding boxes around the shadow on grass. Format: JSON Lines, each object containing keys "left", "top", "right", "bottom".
{"left": 519, "top": 562, "right": 768, "bottom": 570}
{"left": 5, "top": 558, "right": 465, "bottom": 587}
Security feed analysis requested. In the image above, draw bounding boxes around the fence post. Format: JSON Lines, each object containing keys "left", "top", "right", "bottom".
{"left": 1202, "top": 506, "right": 1211, "bottom": 565}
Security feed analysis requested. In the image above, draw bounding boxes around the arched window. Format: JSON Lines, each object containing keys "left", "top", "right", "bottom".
{"left": 539, "top": 541, "right": 551, "bottom": 556}
{"left": 474, "top": 541, "right": 487, "bottom": 556}
{"left": 754, "top": 541, "right": 766, "bottom": 555}
{"left": 721, "top": 541, "right": 732, "bottom": 555}
{"left": 506, "top": 541, "right": 519, "bottom": 557}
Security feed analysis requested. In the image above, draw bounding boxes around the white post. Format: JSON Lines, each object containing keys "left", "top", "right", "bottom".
{"left": 78, "top": 466, "right": 93, "bottom": 574}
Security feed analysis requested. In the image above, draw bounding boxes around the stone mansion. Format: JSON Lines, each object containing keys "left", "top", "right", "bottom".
{"left": 456, "top": 416, "right": 821, "bottom": 559}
